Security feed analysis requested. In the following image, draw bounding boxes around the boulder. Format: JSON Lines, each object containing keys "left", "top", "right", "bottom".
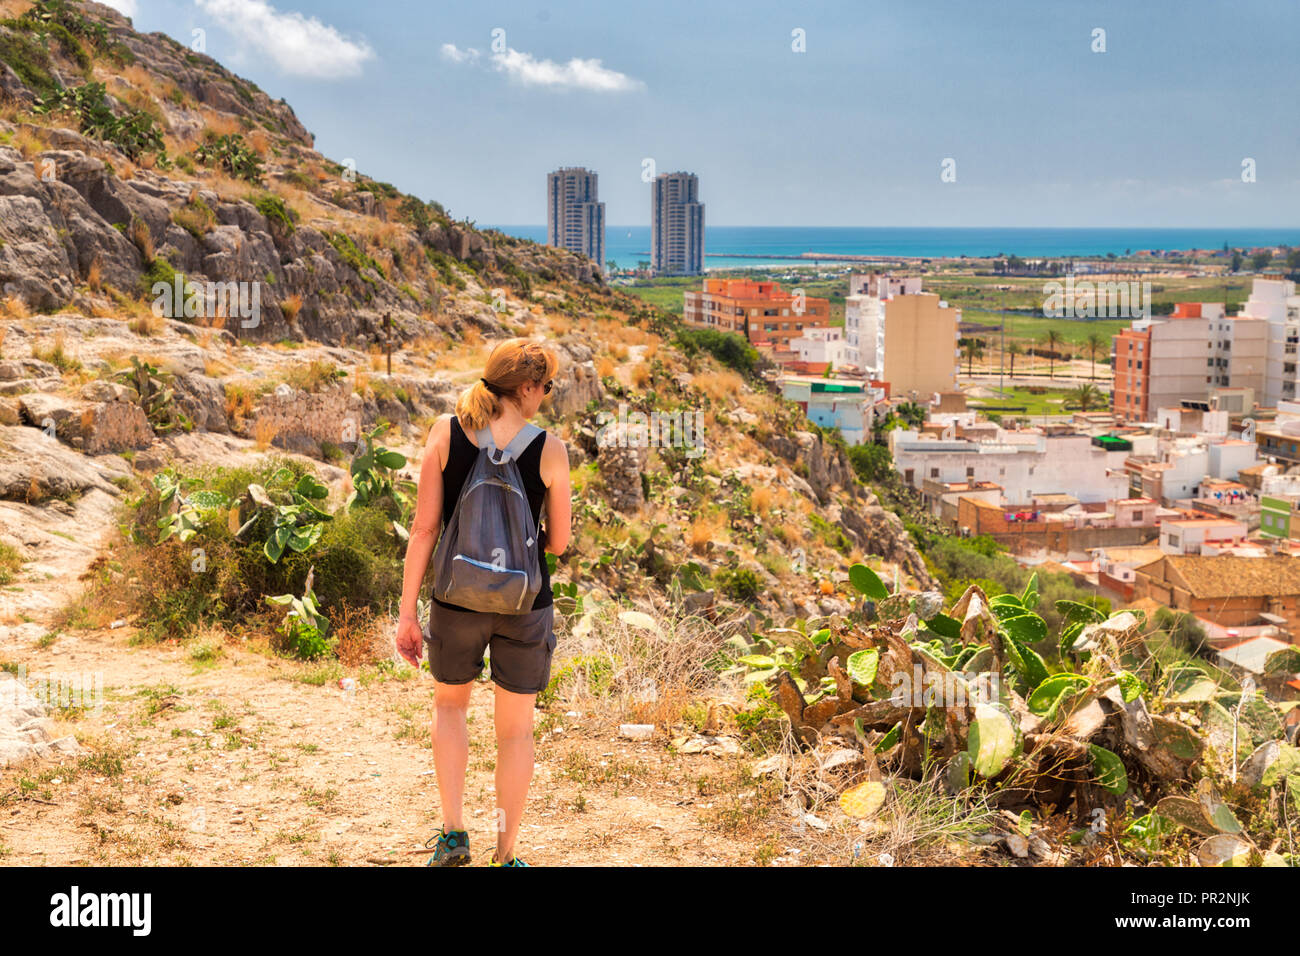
{"left": 0, "top": 424, "right": 120, "bottom": 501}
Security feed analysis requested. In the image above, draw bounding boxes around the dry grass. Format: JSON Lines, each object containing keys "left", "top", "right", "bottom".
{"left": 279, "top": 293, "right": 303, "bottom": 324}
{"left": 200, "top": 110, "right": 244, "bottom": 139}
{"left": 1, "top": 295, "right": 30, "bottom": 319}
{"left": 548, "top": 600, "right": 740, "bottom": 730}
{"left": 596, "top": 356, "right": 616, "bottom": 378}
{"left": 224, "top": 382, "right": 256, "bottom": 426}
{"left": 127, "top": 311, "right": 164, "bottom": 336}
{"left": 693, "top": 370, "right": 743, "bottom": 402}
{"left": 750, "top": 485, "right": 776, "bottom": 516}
{"left": 128, "top": 217, "right": 153, "bottom": 260}
{"left": 247, "top": 128, "right": 271, "bottom": 157}
{"left": 86, "top": 258, "right": 103, "bottom": 293}
{"left": 630, "top": 362, "right": 651, "bottom": 388}
{"left": 0, "top": 0, "right": 35, "bottom": 18}
{"left": 12, "top": 126, "right": 45, "bottom": 161}
{"left": 172, "top": 200, "right": 215, "bottom": 238}
{"left": 252, "top": 418, "right": 278, "bottom": 451}
{"left": 687, "top": 512, "right": 726, "bottom": 555}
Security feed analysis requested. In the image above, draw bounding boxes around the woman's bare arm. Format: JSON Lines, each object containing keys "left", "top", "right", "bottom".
{"left": 539, "top": 433, "right": 572, "bottom": 556}
{"left": 398, "top": 416, "right": 450, "bottom": 620}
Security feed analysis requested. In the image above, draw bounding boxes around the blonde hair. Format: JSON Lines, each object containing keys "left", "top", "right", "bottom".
{"left": 455, "top": 338, "right": 559, "bottom": 431}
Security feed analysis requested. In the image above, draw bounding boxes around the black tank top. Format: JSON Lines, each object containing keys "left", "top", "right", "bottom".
{"left": 433, "top": 415, "right": 552, "bottom": 612}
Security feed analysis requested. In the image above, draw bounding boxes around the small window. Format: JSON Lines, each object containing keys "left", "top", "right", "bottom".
{"left": 930, "top": 467, "right": 940, "bottom": 478}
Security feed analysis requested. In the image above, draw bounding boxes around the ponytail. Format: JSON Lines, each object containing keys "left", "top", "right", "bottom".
{"left": 455, "top": 379, "right": 500, "bottom": 432}
{"left": 455, "top": 338, "right": 559, "bottom": 431}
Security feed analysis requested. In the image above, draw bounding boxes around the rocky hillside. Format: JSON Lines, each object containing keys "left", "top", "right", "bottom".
{"left": 0, "top": 0, "right": 930, "bottom": 661}
{"left": 0, "top": 0, "right": 601, "bottom": 344}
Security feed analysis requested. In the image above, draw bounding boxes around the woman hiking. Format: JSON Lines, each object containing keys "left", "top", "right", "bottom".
{"left": 395, "top": 338, "right": 571, "bottom": 867}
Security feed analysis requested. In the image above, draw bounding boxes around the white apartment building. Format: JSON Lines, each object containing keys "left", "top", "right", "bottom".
{"left": 1240, "top": 279, "right": 1300, "bottom": 407}
{"left": 890, "top": 428, "right": 1130, "bottom": 504}
{"left": 788, "top": 327, "right": 848, "bottom": 368}
{"left": 843, "top": 294, "right": 881, "bottom": 368}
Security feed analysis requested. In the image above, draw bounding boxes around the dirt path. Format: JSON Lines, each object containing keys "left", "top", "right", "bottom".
{"left": 1, "top": 621, "right": 778, "bottom": 866}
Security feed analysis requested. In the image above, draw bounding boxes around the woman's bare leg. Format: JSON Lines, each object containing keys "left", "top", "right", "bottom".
{"left": 492, "top": 684, "right": 537, "bottom": 861}
{"left": 432, "top": 680, "right": 473, "bottom": 831}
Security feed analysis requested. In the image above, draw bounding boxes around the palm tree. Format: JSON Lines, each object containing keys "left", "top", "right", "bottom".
{"left": 897, "top": 401, "right": 926, "bottom": 428}
{"left": 1070, "top": 383, "right": 1102, "bottom": 411}
{"left": 1042, "top": 329, "right": 1063, "bottom": 379}
{"left": 1005, "top": 342, "right": 1024, "bottom": 379}
{"left": 965, "top": 339, "right": 985, "bottom": 376}
{"left": 1084, "top": 330, "right": 1106, "bottom": 382}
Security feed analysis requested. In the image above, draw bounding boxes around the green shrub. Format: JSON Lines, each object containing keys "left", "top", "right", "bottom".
{"left": 193, "top": 132, "right": 262, "bottom": 182}
{"left": 254, "top": 194, "right": 296, "bottom": 234}
{"left": 675, "top": 328, "right": 760, "bottom": 377}
{"left": 426, "top": 249, "right": 465, "bottom": 290}
{"left": 0, "top": 28, "right": 60, "bottom": 98}
{"left": 847, "top": 442, "right": 893, "bottom": 484}
{"left": 328, "top": 232, "right": 384, "bottom": 282}
{"left": 0, "top": 542, "right": 22, "bottom": 585}
{"left": 715, "top": 566, "right": 762, "bottom": 602}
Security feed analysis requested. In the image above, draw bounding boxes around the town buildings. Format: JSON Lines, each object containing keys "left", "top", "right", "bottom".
{"left": 650, "top": 172, "right": 704, "bottom": 276}
{"left": 545, "top": 167, "right": 605, "bottom": 266}
{"left": 1111, "top": 302, "right": 1267, "bottom": 423}
{"left": 682, "top": 278, "right": 829, "bottom": 348}
{"left": 844, "top": 284, "right": 960, "bottom": 398}
{"left": 780, "top": 375, "right": 885, "bottom": 446}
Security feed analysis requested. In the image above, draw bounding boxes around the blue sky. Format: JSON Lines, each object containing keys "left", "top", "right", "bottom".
{"left": 110, "top": 0, "right": 1300, "bottom": 227}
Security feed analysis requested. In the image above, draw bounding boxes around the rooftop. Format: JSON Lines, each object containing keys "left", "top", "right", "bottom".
{"left": 1137, "top": 554, "right": 1300, "bottom": 599}
{"left": 1217, "top": 635, "right": 1296, "bottom": 675}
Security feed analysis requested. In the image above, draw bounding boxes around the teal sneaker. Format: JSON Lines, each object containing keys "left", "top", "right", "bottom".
{"left": 425, "top": 827, "right": 471, "bottom": 867}
{"left": 489, "top": 851, "right": 529, "bottom": 867}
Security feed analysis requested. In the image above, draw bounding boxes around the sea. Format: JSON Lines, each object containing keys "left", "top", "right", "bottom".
{"left": 488, "top": 226, "right": 1299, "bottom": 272}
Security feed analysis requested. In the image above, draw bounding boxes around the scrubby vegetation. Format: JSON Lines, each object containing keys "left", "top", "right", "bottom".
{"left": 88, "top": 451, "right": 411, "bottom": 656}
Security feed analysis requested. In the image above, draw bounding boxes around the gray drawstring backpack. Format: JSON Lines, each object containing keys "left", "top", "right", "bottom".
{"left": 431, "top": 421, "right": 544, "bottom": 614}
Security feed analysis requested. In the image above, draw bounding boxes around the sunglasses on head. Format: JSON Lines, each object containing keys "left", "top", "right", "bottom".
{"left": 542, "top": 379, "right": 553, "bottom": 395}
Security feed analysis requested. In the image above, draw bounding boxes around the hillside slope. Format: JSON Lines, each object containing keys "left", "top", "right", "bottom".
{"left": 0, "top": 0, "right": 929, "bottom": 670}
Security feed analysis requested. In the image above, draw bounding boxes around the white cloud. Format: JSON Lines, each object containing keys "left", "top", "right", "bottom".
{"left": 439, "top": 44, "right": 480, "bottom": 65}
{"left": 195, "top": 0, "right": 374, "bottom": 79}
{"left": 100, "top": 0, "right": 139, "bottom": 16}
{"left": 441, "top": 42, "right": 644, "bottom": 93}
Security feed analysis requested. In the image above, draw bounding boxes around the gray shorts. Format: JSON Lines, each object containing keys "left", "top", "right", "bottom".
{"left": 424, "top": 601, "right": 556, "bottom": 695}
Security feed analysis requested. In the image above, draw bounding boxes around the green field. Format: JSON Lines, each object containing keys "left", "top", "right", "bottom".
{"left": 620, "top": 270, "right": 1258, "bottom": 348}
{"left": 966, "top": 386, "right": 1092, "bottom": 417}
{"left": 960, "top": 310, "right": 1129, "bottom": 349}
